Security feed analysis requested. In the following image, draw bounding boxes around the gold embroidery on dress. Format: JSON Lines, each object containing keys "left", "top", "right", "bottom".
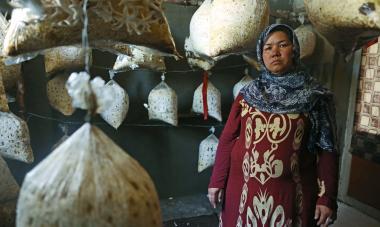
{"left": 250, "top": 144, "right": 283, "bottom": 185}
{"left": 317, "top": 178, "right": 326, "bottom": 197}
{"left": 291, "top": 153, "right": 303, "bottom": 227}
{"left": 293, "top": 118, "right": 305, "bottom": 151}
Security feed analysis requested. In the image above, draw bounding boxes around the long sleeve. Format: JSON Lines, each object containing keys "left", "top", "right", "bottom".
{"left": 316, "top": 150, "right": 339, "bottom": 210}
{"left": 209, "top": 95, "right": 242, "bottom": 189}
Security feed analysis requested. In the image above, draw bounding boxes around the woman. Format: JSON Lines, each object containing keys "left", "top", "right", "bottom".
{"left": 208, "top": 24, "right": 338, "bottom": 227}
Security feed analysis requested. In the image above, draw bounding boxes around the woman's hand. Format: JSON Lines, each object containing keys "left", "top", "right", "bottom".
{"left": 208, "top": 188, "right": 224, "bottom": 208}
{"left": 315, "top": 204, "right": 334, "bottom": 226}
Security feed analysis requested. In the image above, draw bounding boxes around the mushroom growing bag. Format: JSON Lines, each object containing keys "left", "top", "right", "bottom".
{"left": 0, "top": 155, "right": 19, "bottom": 203}
{"left": 294, "top": 25, "right": 316, "bottom": 59}
{"left": 16, "top": 123, "right": 162, "bottom": 227}
{"left": 186, "top": 0, "right": 269, "bottom": 58}
{"left": 145, "top": 78, "right": 178, "bottom": 126}
{"left": 44, "top": 46, "right": 92, "bottom": 75}
{"left": 46, "top": 73, "right": 75, "bottom": 116}
{"left": 305, "top": 0, "right": 380, "bottom": 54}
{"left": 113, "top": 45, "right": 166, "bottom": 72}
{"left": 0, "top": 75, "right": 9, "bottom": 112}
{"left": 3, "top": 0, "right": 178, "bottom": 56}
{"left": 192, "top": 80, "right": 222, "bottom": 122}
{"left": 100, "top": 80, "right": 129, "bottom": 129}
{"left": 233, "top": 72, "right": 253, "bottom": 99}
{"left": 0, "top": 111, "right": 34, "bottom": 163}
{"left": 198, "top": 129, "right": 219, "bottom": 172}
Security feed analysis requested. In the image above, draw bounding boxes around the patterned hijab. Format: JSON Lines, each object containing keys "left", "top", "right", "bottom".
{"left": 241, "top": 24, "right": 337, "bottom": 153}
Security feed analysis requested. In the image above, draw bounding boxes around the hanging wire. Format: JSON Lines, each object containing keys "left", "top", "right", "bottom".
{"left": 25, "top": 112, "right": 225, "bottom": 128}
{"left": 82, "top": 0, "right": 90, "bottom": 73}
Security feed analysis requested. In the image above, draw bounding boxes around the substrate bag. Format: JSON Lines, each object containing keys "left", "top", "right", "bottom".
{"left": 144, "top": 76, "right": 178, "bottom": 126}
{"left": 198, "top": 128, "right": 219, "bottom": 172}
{"left": 192, "top": 80, "right": 222, "bottom": 122}
{"left": 46, "top": 73, "right": 75, "bottom": 116}
{"left": 3, "top": 0, "right": 178, "bottom": 56}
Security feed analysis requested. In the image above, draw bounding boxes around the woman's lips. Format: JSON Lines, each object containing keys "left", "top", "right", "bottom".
{"left": 271, "top": 60, "right": 281, "bottom": 65}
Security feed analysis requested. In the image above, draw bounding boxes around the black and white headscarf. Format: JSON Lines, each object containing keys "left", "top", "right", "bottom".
{"left": 241, "top": 24, "right": 337, "bottom": 153}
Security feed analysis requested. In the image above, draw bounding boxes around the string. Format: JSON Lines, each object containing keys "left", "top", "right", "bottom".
{"left": 25, "top": 112, "right": 225, "bottom": 128}
{"left": 91, "top": 63, "right": 250, "bottom": 74}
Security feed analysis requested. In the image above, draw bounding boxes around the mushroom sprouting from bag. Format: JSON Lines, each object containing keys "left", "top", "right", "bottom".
{"left": 44, "top": 46, "right": 92, "bottom": 76}
{"left": 304, "top": 0, "right": 380, "bottom": 55}
{"left": 113, "top": 45, "right": 166, "bottom": 72}
{"left": 16, "top": 72, "right": 162, "bottom": 227}
{"left": 185, "top": 0, "right": 269, "bottom": 59}
{"left": 100, "top": 78, "right": 129, "bottom": 129}
{"left": 192, "top": 74, "right": 222, "bottom": 122}
{"left": 144, "top": 75, "right": 178, "bottom": 126}
{"left": 3, "top": 0, "right": 178, "bottom": 57}
{"left": 233, "top": 69, "right": 253, "bottom": 99}
{"left": 0, "top": 111, "right": 34, "bottom": 163}
{"left": 198, "top": 127, "right": 219, "bottom": 173}
{"left": 294, "top": 25, "right": 316, "bottom": 59}
{"left": 0, "top": 12, "right": 22, "bottom": 92}
{"left": 46, "top": 73, "right": 75, "bottom": 116}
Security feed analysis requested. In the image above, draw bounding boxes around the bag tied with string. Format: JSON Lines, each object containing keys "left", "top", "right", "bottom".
{"left": 16, "top": 72, "right": 162, "bottom": 227}
{"left": 198, "top": 127, "right": 219, "bottom": 173}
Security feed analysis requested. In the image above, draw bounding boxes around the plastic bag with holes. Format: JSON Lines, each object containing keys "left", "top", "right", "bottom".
{"left": 16, "top": 74, "right": 162, "bottom": 227}
{"left": 44, "top": 46, "right": 92, "bottom": 76}
{"left": 113, "top": 45, "right": 166, "bottom": 72}
{"left": 100, "top": 80, "right": 129, "bottom": 129}
{"left": 0, "top": 155, "right": 19, "bottom": 227}
{"left": 46, "top": 73, "right": 75, "bottom": 116}
{"left": 0, "top": 111, "right": 34, "bottom": 163}
{"left": 186, "top": 0, "right": 269, "bottom": 59}
{"left": 192, "top": 80, "right": 222, "bottom": 122}
{"left": 233, "top": 70, "right": 253, "bottom": 99}
{"left": 294, "top": 25, "right": 316, "bottom": 59}
{"left": 305, "top": 0, "right": 380, "bottom": 55}
{"left": 3, "top": 0, "right": 178, "bottom": 57}
{"left": 0, "top": 155, "right": 19, "bottom": 203}
{"left": 144, "top": 76, "right": 178, "bottom": 126}
{"left": 198, "top": 128, "right": 219, "bottom": 172}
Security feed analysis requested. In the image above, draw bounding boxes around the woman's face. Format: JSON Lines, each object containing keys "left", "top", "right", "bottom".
{"left": 262, "top": 31, "right": 294, "bottom": 75}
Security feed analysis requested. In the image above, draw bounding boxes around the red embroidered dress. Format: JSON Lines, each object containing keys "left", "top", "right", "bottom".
{"left": 209, "top": 95, "right": 338, "bottom": 227}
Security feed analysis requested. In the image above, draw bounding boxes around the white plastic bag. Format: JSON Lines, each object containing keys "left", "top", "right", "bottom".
{"left": 305, "top": 0, "right": 380, "bottom": 54}
{"left": 198, "top": 127, "right": 219, "bottom": 172}
{"left": 46, "top": 73, "right": 75, "bottom": 116}
{"left": 16, "top": 123, "right": 162, "bottom": 227}
{"left": 3, "top": 0, "right": 178, "bottom": 56}
{"left": 192, "top": 78, "right": 222, "bottom": 122}
{"left": 186, "top": 0, "right": 269, "bottom": 58}
{"left": 144, "top": 75, "right": 178, "bottom": 126}
{"left": 294, "top": 25, "right": 316, "bottom": 59}
{"left": 100, "top": 80, "right": 129, "bottom": 129}
{"left": 113, "top": 45, "right": 166, "bottom": 72}
{"left": 44, "top": 46, "right": 92, "bottom": 75}
{"left": 233, "top": 69, "right": 253, "bottom": 99}
{"left": 0, "top": 111, "right": 34, "bottom": 163}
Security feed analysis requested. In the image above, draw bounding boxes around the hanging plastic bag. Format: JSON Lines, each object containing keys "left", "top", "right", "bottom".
{"left": 305, "top": 0, "right": 380, "bottom": 55}
{"left": 198, "top": 127, "right": 219, "bottom": 173}
{"left": 233, "top": 69, "right": 253, "bottom": 99}
{"left": 46, "top": 73, "right": 75, "bottom": 116}
{"left": 2, "top": 0, "right": 178, "bottom": 57}
{"left": 0, "top": 74, "right": 9, "bottom": 112}
{"left": 44, "top": 46, "right": 92, "bottom": 76}
{"left": 0, "top": 111, "right": 34, "bottom": 163}
{"left": 0, "top": 155, "right": 19, "bottom": 203}
{"left": 186, "top": 0, "right": 269, "bottom": 58}
{"left": 144, "top": 74, "right": 178, "bottom": 126}
{"left": 17, "top": 73, "right": 162, "bottom": 227}
{"left": 0, "top": 155, "right": 18, "bottom": 227}
{"left": 100, "top": 76, "right": 129, "bottom": 129}
{"left": 294, "top": 25, "right": 316, "bottom": 59}
{"left": 113, "top": 45, "right": 166, "bottom": 72}
{"left": 192, "top": 72, "right": 222, "bottom": 122}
